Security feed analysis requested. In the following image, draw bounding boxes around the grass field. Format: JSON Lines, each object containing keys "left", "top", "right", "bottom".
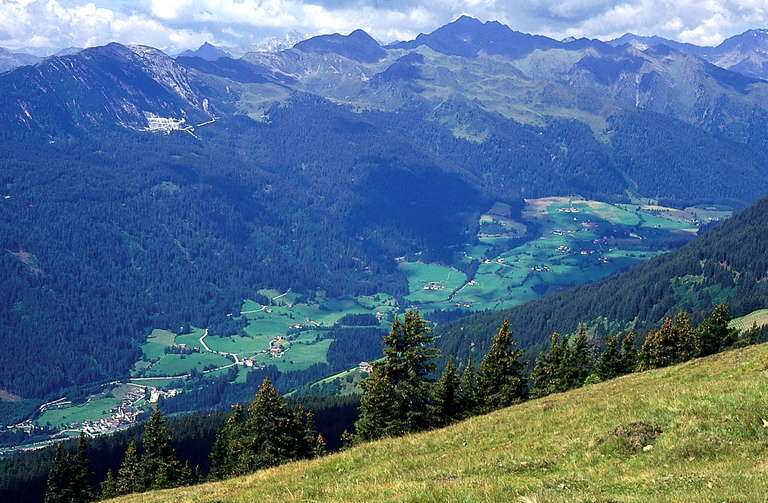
{"left": 132, "top": 328, "right": 231, "bottom": 378}
{"left": 730, "top": 309, "right": 768, "bottom": 332}
{"left": 37, "top": 396, "right": 121, "bottom": 429}
{"left": 132, "top": 292, "right": 396, "bottom": 382}
{"left": 114, "top": 344, "right": 768, "bottom": 503}
{"left": 144, "top": 352, "right": 232, "bottom": 377}
{"left": 410, "top": 197, "right": 699, "bottom": 312}
{"left": 399, "top": 261, "right": 467, "bottom": 305}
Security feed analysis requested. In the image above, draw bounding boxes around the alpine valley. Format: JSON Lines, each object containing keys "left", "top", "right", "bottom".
{"left": 2, "top": 15, "right": 768, "bottom": 489}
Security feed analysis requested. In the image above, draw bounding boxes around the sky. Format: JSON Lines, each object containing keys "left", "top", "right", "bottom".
{"left": 0, "top": 0, "right": 766, "bottom": 54}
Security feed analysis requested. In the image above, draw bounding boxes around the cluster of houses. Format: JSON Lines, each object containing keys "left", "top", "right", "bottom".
{"left": 423, "top": 281, "right": 445, "bottom": 291}
{"left": 268, "top": 336, "right": 290, "bottom": 358}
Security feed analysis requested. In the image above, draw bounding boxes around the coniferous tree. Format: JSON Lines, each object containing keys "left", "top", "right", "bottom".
{"left": 457, "top": 352, "right": 479, "bottom": 416}
{"left": 695, "top": 304, "right": 737, "bottom": 356}
{"left": 738, "top": 321, "right": 763, "bottom": 347}
{"left": 620, "top": 330, "right": 638, "bottom": 374}
{"left": 69, "top": 433, "right": 94, "bottom": 502}
{"left": 354, "top": 311, "right": 439, "bottom": 439}
{"left": 637, "top": 320, "right": 672, "bottom": 371}
{"left": 530, "top": 332, "right": 567, "bottom": 397}
{"left": 399, "top": 310, "right": 440, "bottom": 429}
{"left": 433, "top": 358, "right": 461, "bottom": 426}
{"left": 234, "top": 378, "right": 316, "bottom": 474}
{"left": 209, "top": 404, "right": 244, "bottom": 480}
{"left": 354, "top": 364, "right": 406, "bottom": 440}
{"left": 239, "top": 378, "right": 294, "bottom": 472}
{"left": 139, "top": 410, "right": 188, "bottom": 491}
{"left": 100, "top": 470, "right": 117, "bottom": 500}
{"left": 477, "top": 320, "right": 527, "bottom": 411}
{"left": 44, "top": 444, "right": 70, "bottom": 503}
{"left": 313, "top": 434, "right": 327, "bottom": 457}
{"left": 596, "top": 335, "right": 622, "bottom": 381}
{"left": 671, "top": 311, "right": 696, "bottom": 361}
{"left": 339, "top": 430, "right": 356, "bottom": 450}
{"left": 562, "top": 322, "right": 593, "bottom": 388}
{"left": 116, "top": 441, "right": 142, "bottom": 496}
{"left": 293, "top": 405, "right": 320, "bottom": 461}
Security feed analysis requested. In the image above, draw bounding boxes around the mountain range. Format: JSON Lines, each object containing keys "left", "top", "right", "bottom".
{"left": 2, "top": 15, "right": 768, "bottom": 408}
{"left": 0, "top": 47, "right": 39, "bottom": 73}
{"left": 610, "top": 28, "right": 768, "bottom": 80}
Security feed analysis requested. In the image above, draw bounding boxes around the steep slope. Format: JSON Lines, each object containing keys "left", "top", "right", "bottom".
{"left": 437, "top": 196, "right": 768, "bottom": 360}
{"left": 0, "top": 43, "right": 209, "bottom": 134}
{"left": 113, "top": 344, "right": 768, "bottom": 502}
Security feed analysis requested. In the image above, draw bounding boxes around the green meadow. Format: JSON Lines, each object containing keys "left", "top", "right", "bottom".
{"left": 37, "top": 396, "right": 121, "bottom": 429}
{"left": 116, "top": 344, "right": 768, "bottom": 503}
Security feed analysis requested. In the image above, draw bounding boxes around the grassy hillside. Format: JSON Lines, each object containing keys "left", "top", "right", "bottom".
{"left": 113, "top": 344, "right": 768, "bottom": 502}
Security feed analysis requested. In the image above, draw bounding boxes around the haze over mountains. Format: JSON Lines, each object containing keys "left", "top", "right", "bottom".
{"left": 2, "top": 15, "right": 768, "bottom": 429}
{"left": 610, "top": 28, "right": 768, "bottom": 80}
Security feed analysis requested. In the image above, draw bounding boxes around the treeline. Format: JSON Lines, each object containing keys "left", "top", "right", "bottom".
{"left": 351, "top": 312, "right": 529, "bottom": 442}
{"left": 351, "top": 305, "right": 765, "bottom": 444}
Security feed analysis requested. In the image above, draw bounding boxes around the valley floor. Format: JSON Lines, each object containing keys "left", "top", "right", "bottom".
{"left": 111, "top": 344, "right": 768, "bottom": 502}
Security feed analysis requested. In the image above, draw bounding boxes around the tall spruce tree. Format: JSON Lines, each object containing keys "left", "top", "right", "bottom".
{"left": 354, "top": 310, "right": 439, "bottom": 440}
{"left": 563, "top": 322, "right": 593, "bottom": 388}
{"left": 139, "top": 410, "right": 189, "bottom": 491}
{"left": 209, "top": 403, "right": 244, "bottom": 480}
{"left": 44, "top": 444, "right": 71, "bottom": 503}
{"left": 100, "top": 470, "right": 117, "bottom": 500}
{"left": 235, "top": 378, "right": 316, "bottom": 473}
{"left": 313, "top": 434, "right": 327, "bottom": 457}
{"left": 354, "top": 363, "right": 407, "bottom": 440}
{"left": 672, "top": 311, "right": 696, "bottom": 361}
{"left": 433, "top": 358, "right": 461, "bottom": 426}
{"left": 69, "top": 433, "right": 94, "bottom": 502}
{"left": 531, "top": 332, "right": 568, "bottom": 397}
{"left": 620, "top": 330, "right": 638, "bottom": 374}
{"left": 457, "top": 352, "right": 479, "bottom": 416}
{"left": 477, "top": 320, "right": 527, "bottom": 411}
{"left": 596, "top": 335, "right": 622, "bottom": 380}
{"left": 116, "top": 441, "right": 142, "bottom": 496}
{"left": 695, "top": 304, "right": 736, "bottom": 356}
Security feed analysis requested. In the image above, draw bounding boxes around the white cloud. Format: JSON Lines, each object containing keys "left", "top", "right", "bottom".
{"left": 0, "top": 0, "right": 766, "bottom": 54}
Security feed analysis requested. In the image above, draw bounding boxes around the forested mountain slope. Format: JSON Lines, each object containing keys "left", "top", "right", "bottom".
{"left": 437, "top": 196, "right": 768, "bottom": 359}
{"left": 3, "top": 16, "right": 768, "bottom": 402}
{"left": 112, "top": 344, "right": 768, "bottom": 502}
